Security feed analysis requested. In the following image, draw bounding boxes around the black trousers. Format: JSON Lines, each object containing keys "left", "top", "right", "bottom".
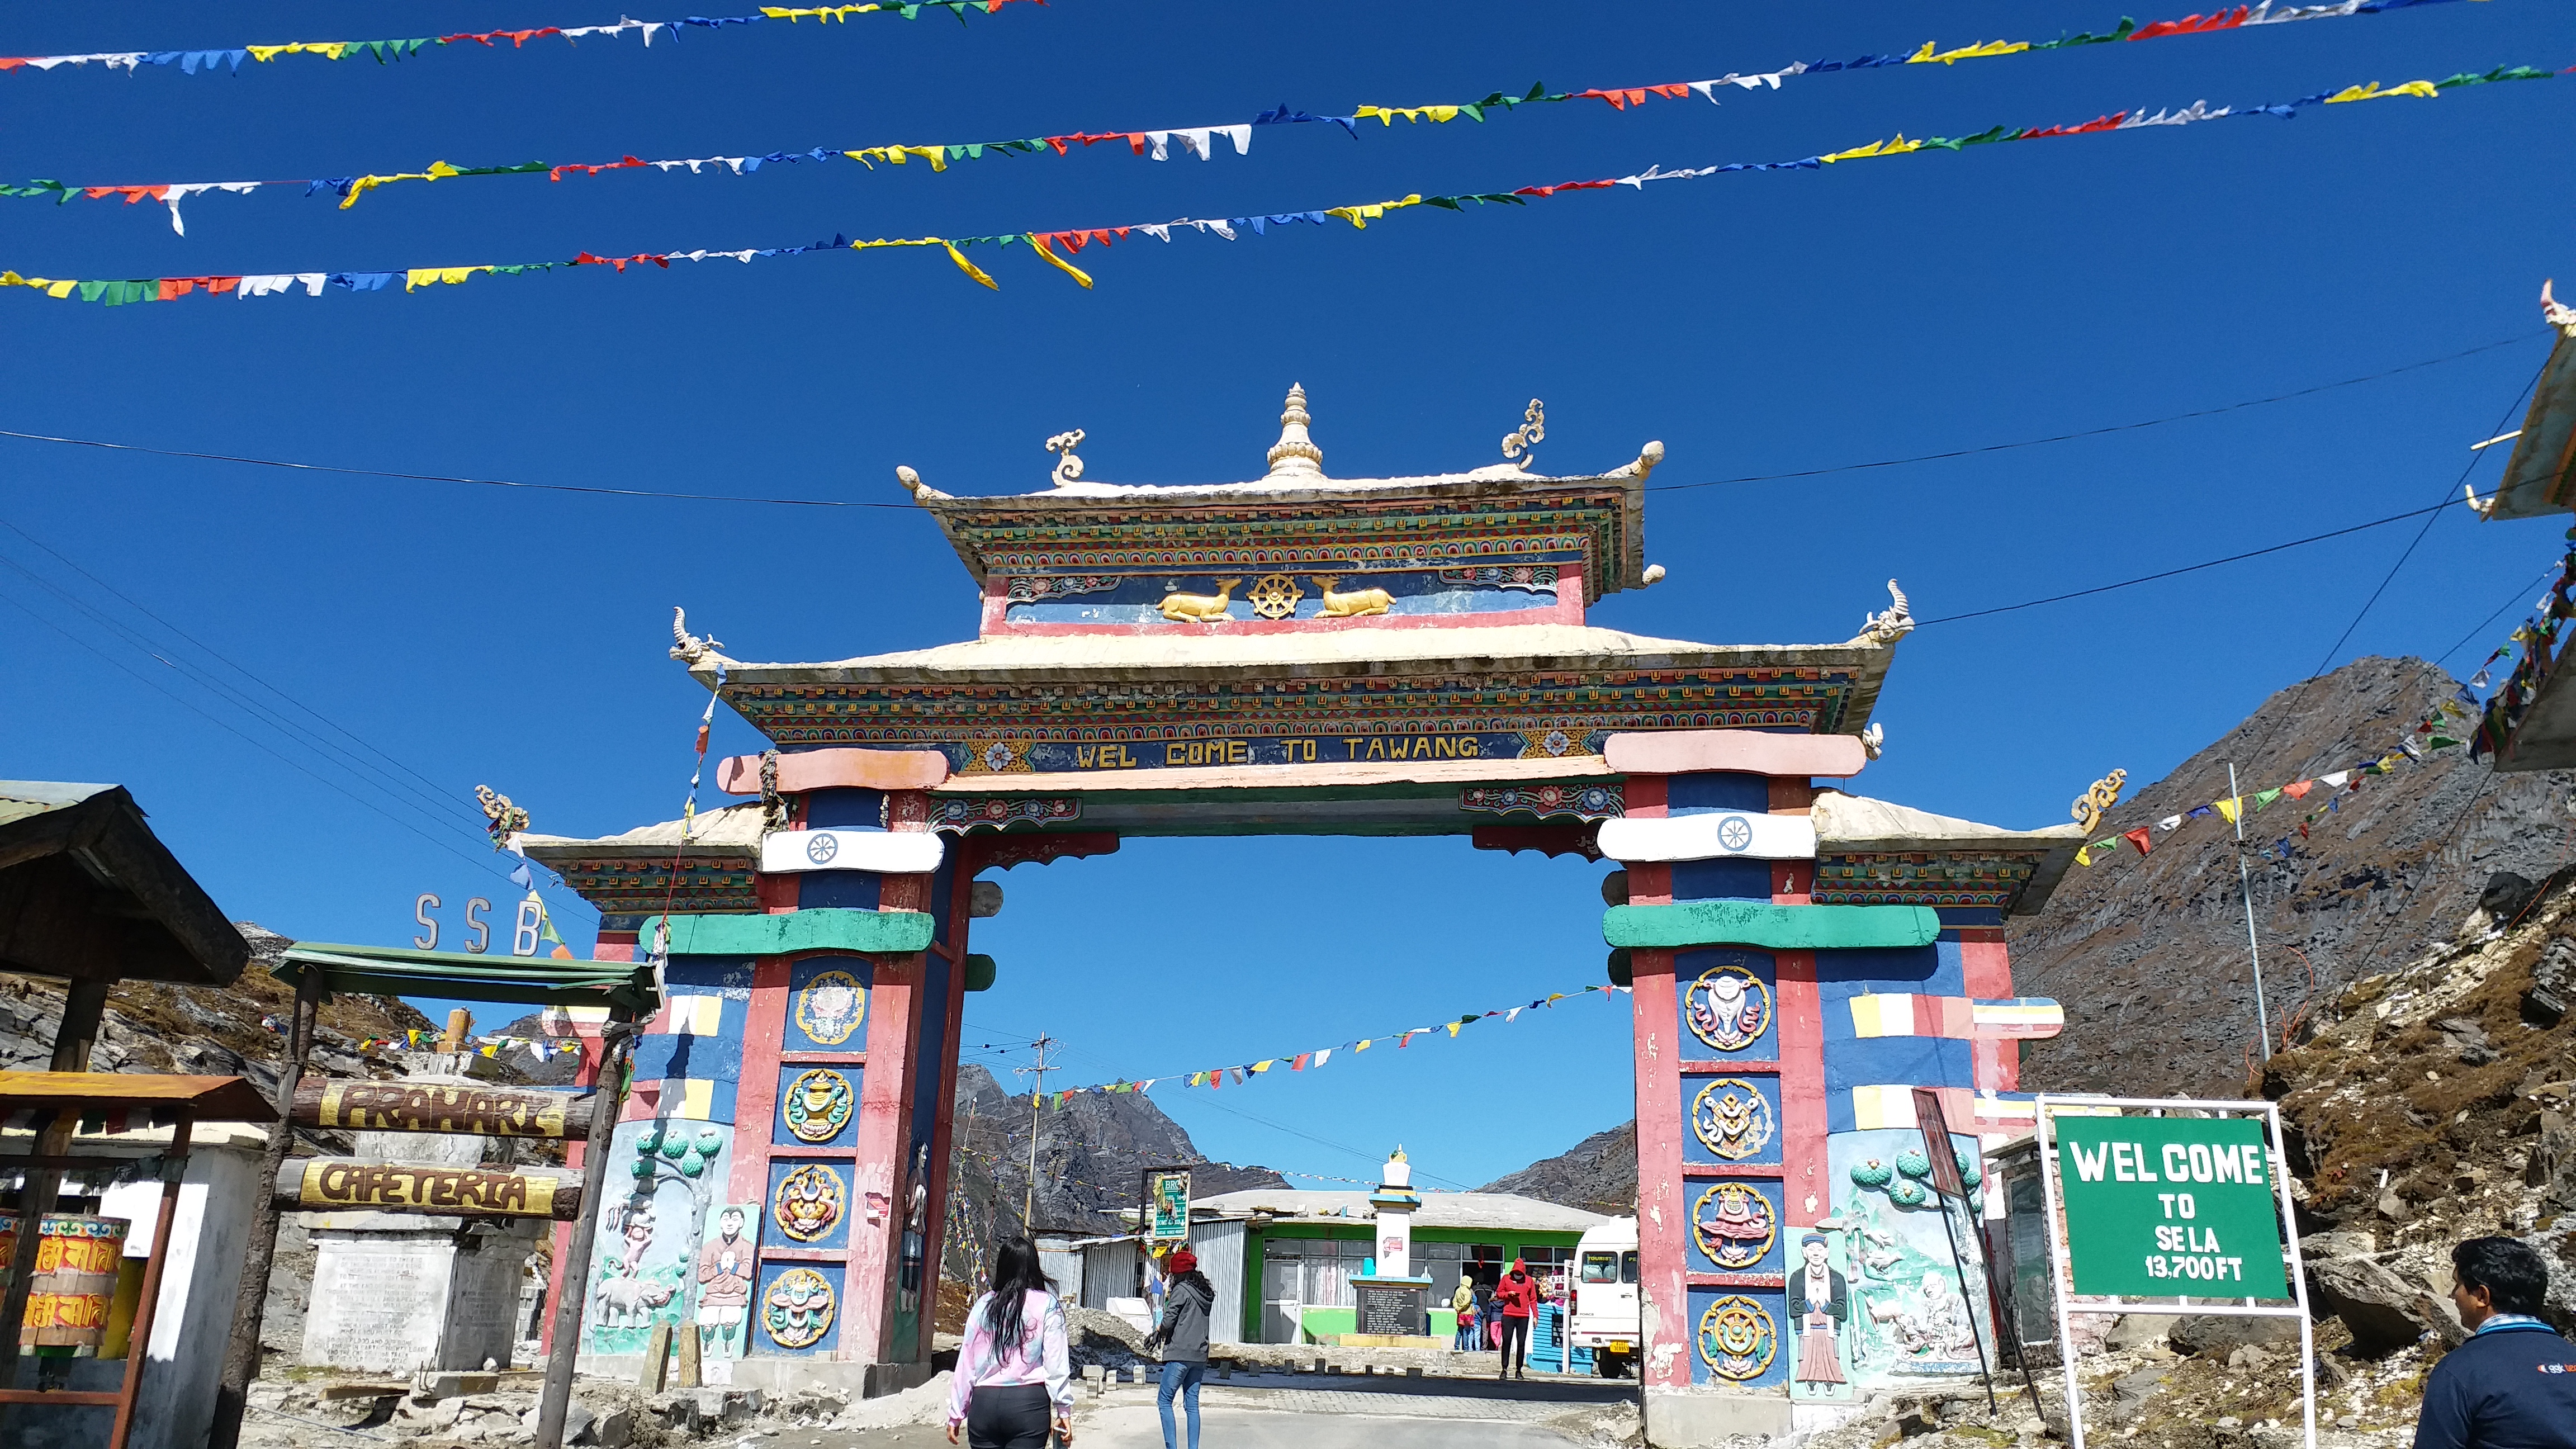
{"left": 1499, "top": 1315, "right": 1530, "bottom": 1375}
{"left": 967, "top": 1382, "right": 1054, "bottom": 1449}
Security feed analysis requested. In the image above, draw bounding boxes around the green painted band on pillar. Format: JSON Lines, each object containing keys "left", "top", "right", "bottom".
{"left": 964, "top": 954, "right": 997, "bottom": 992}
{"left": 1601, "top": 901, "right": 1940, "bottom": 951}
{"left": 643, "top": 909, "right": 936, "bottom": 957}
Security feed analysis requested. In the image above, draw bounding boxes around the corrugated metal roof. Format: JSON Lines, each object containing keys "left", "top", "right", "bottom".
{"left": 1192, "top": 1187, "right": 1607, "bottom": 1234}
{"left": 0, "top": 782, "right": 117, "bottom": 828}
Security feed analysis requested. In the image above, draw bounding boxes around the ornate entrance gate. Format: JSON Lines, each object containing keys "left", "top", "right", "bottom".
{"left": 523, "top": 388, "right": 2079, "bottom": 1442}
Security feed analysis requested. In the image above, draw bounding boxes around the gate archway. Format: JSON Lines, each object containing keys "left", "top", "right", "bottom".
{"left": 523, "top": 387, "right": 2080, "bottom": 1442}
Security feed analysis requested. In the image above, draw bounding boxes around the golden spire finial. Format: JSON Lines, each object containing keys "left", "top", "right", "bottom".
{"left": 1265, "top": 383, "right": 1325, "bottom": 480}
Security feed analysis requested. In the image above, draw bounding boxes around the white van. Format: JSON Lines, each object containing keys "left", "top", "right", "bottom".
{"left": 1568, "top": 1216, "right": 1640, "bottom": 1377}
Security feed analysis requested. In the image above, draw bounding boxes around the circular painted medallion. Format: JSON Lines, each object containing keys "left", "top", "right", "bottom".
{"left": 774, "top": 1163, "right": 847, "bottom": 1243}
{"left": 804, "top": 832, "right": 840, "bottom": 865}
{"left": 784, "top": 1069, "right": 855, "bottom": 1143}
{"left": 1684, "top": 966, "right": 1773, "bottom": 1053}
{"left": 794, "top": 970, "right": 866, "bottom": 1046}
{"left": 1692, "top": 1182, "right": 1777, "bottom": 1271}
{"left": 1691, "top": 1078, "right": 1775, "bottom": 1161}
{"left": 1716, "top": 815, "right": 1755, "bottom": 853}
{"left": 1697, "top": 1295, "right": 1778, "bottom": 1381}
{"left": 763, "top": 1267, "right": 837, "bottom": 1349}
{"left": 1245, "top": 574, "right": 1302, "bottom": 619}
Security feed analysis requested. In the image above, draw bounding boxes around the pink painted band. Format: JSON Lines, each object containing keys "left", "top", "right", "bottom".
{"left": 718, "top": 747, "right": 951, "bottom": 795}
{"left": 1601, "top": 730, "right": 1868, "bottom": 779}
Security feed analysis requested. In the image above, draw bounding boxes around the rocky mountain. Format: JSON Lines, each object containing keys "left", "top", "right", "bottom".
{"left": 2014, "top": 655, "right": 2576, "bottom": 1099}
{"left": 0, "top": 922, "right": 437, "bottom": 1085}
{"left": 944, "top": 1063, "right": 1286, "bottom": 1263}
{"left": 1478, "top": 1119, "right": 1639, "bottom": 1215}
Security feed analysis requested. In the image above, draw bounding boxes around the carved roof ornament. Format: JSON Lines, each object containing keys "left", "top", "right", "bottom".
{"left": 1046, "top": 429, "right": 1086, "bottom": 487}
{"left": 1852, "top": 580, "right": 1915, "bottom": 646}
{"left": 671, "top": 606, "right": 724, "bottom": 663}
{"left": 2071, "top": 769, "right": 2128, "bottom": 834}
{"left": 1263, "top": 383, "right": 1327, "bottom": 480}
{"left": 2547, "top": 279, "right": 2576, "bottom": 340}
{"left": 1501, "top": 399, "right": 1545, "bottom": 471}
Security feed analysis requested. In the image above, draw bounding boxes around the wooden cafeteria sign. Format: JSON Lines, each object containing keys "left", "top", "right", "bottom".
{"left": 281, "top": 1159, "right": 583, "bottom": 1220}
{"left": 295, "top": 1079, "right": 594, "bottom": 1139}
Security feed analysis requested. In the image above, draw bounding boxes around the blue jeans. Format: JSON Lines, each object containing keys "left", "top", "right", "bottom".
{"left": 1157, "top": 1361, "right": 1205, "bottom": 1449}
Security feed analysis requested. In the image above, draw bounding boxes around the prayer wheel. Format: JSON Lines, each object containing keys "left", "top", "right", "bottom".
{"left": 18, "top": 1215, "right": 130, "bottom": 1349}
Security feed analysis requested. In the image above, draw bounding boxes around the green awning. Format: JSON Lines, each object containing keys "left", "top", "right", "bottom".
{"left": 276, "top": 943, "right": 659, "bottom": 1015}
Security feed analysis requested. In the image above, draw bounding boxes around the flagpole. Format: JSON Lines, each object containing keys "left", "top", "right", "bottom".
{"left": 2227, "top": 761, "right": 2274, "bottom": 1061}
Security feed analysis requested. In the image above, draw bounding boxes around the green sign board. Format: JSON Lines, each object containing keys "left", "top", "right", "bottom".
{"left": 2053, "top": 1115, "right": 2289, "bottom": 1299}
{"left": 1147, "top": 1170, "right": 1192, "bottom": 1242}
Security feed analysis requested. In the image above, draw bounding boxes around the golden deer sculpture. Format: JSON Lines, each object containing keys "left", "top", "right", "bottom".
{"left": 1310, "top": 576, "right": 1393, "bottom": 618}
{"left": 1158, "top": 579, "right": 1242, "bottom": 622}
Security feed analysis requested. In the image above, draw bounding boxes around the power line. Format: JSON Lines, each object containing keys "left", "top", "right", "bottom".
{"left": 0, "top": 582, "right": 550, "bottom": 894}
{"left": 0, "top": 425, "right": 907, "bottom": 509}
{"left": 2438, "top": 567, "right": 2560, "bottom": 668}
{"left": 0, "top": 517, "right": 475, "bottom": 818}
{"left": 1644, "top": 334, "right": 2538, "bottom": 494}
{"left": 0, "top": 334, "right": 2536, "bottom": 514}
{"left": 2306, "top": 357, "right": 2546, "bottom": 676}
{"left": 1916, "top": 498, "right": 2460, "bottom": 627}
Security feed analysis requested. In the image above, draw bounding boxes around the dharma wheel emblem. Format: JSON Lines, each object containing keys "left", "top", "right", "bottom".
{"left": 1245, "top": 574, "right": 1303, "bottom": 620}
{"left": 804, "top": 832, "right": 840, "bottom": 865}
{"left": 1716, "top": 815, "right": 1755, "bottom": 853}
{"left": 1697, "top": 1295, "right": 1778, "bottom": 1381}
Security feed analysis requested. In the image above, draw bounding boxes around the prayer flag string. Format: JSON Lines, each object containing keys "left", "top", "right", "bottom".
{"left": 1, "top": 2, "right": 2530, "bottom": 236}
{"left": 1032, "top": 981, "right": 1632, "bottom": 1105}
{"left": 0, "top": 2, "right": 1038, "bottom": 82}
{"left": 2063, "top": 527, "right": 2576, "bottom": 875}
{"left": 1, "top": 61, "right": 2557, "bottom": 306}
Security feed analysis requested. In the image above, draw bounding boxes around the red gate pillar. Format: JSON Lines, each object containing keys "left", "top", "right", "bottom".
{"left": 1621, "top": 773, "right": 1694, "bottom": 1391}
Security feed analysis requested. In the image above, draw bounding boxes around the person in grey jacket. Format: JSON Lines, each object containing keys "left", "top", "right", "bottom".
{"left": 1146, "top": 1248, "right": 1215, "bottom": 1449}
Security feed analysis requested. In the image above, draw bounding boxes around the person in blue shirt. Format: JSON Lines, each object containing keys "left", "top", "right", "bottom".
{"left": 2414, "top": 1236, "right": 2576, "bottom": 1449}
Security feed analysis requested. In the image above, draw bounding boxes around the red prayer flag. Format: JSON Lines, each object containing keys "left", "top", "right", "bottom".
{"left": 1291, "top": 1053, "right": 1310, "bottom": 1071}
{"left": 2122, "top": 826, "right": 2152, "bottom": 856}
{"left": 2283, "top": 780, "right": 2312, "bottom": 799}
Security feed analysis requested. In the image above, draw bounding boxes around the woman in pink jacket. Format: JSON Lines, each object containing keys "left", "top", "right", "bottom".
{"left": 947, "top": 1238, "right": 1074, "bottom": 1448}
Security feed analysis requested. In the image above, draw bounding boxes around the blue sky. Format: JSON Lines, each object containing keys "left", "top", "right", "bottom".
{"left": 3, "top": 0, "right": 2571, "bottom": 1191}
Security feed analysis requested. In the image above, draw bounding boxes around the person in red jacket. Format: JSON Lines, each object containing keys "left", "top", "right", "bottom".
{"left": 1493, "top": 1259, "right": 1540, "bottom": 1380}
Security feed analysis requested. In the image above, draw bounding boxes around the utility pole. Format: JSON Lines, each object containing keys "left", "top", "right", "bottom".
{"left": 2226, "top": 762, "right": 2275, "bottom": 1060}
{"left": 1012, "top": 1035, "right": 1057, "bottom": 1234}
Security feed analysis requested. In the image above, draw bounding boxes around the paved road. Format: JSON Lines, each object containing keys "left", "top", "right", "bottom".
{"left": 1079, "top": 1402, "right": 1588, "bottom": 1448}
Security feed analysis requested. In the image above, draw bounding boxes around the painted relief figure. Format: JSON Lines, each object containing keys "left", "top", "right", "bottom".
{"left": 696, "top": 1205, "right": 756, "bottom": 1358}
{"left": 1869, "top": 1271, "right": 1977, "bottom": 1363}
{"left": 594, "top": 1199, "right": 679, "bottom": 1327}
{"left": 1788, "top": 1234, "right": 1849, "bottom": 1392}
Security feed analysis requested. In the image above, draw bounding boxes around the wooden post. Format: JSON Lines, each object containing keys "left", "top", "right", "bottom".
{"left": 675, "top": 1318, "right": 703, "bottom": 1389}
{"left": 637, "top": 1322, "right": 672, "bottom": 1393}
{"left": 107, "top": 1115, "right": 193, "bottom": 1449}
{"left": 442, "top": 1008, "right": 473, "bottom": 1054}
{"left": 0, "top": 978, "right": 112, "bottom": 1396}
{"left": 536, "top": 1024, "right": 633, "bottom": 1449}
{"left": 208, "top": 967, "right": 321, "bottom": 1449}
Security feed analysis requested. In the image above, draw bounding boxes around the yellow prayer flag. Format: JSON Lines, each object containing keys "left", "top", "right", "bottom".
{"left": 942, "top": 242, "right": 998, "bottom": 290}
{"left": 1916, "top": 39, "right": 2029, "bottom": 64}
{"left": 1356, "top": 1039, "right": 1371, "bottom": 1052}
{"left": 1822, "top": 135, "right": 1922, "bottom": 164}
{"left": 2324, "top": 79, "right": 2440, "bottom": 104}
{"left": 1026, "top": 235, "right": 1095, "bottom": 289}
{"left": 2214, "top": 797, "right": 2242, "bottom": 823}
{"left": 1325, "top": 195, "right": 1422, "bottom": 229}
{"left": 1252, "top": 1059, "right": 1274, "bottom": 1073}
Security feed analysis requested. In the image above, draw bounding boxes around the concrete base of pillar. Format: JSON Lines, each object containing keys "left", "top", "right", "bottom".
{"left": 575, "top": 1354, "right": 935, "bottom": 1399}
{"left": 1642, "top": 1386, "right": 1797, "bottom": 1446}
